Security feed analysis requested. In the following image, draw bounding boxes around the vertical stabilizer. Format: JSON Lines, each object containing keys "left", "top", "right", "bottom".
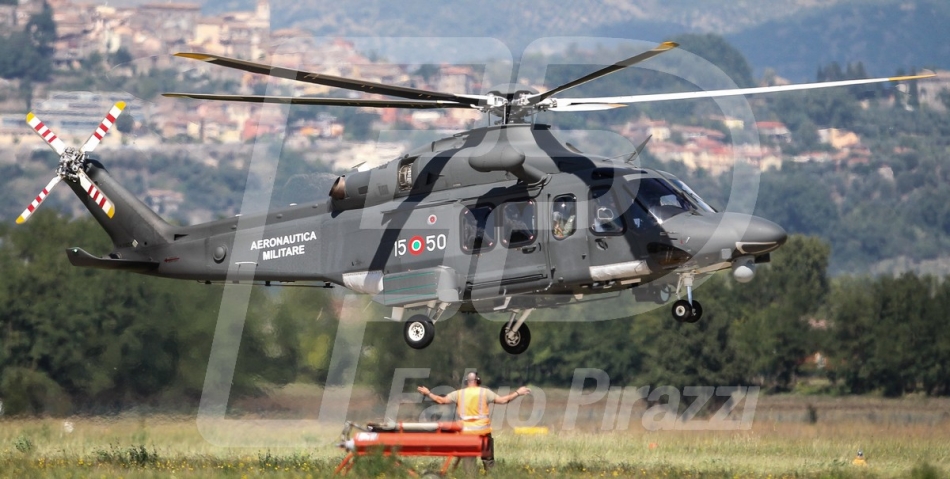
{"left": 66, "top": 159, "right": 171, "bottom": 249}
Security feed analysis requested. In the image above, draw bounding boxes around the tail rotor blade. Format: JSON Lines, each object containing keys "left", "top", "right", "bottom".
{"left": 80, "top": 101, "right": 126, "bottom": 153}
{"left": 26, "top": 112, "right": 66, "bottom": 156}
{"left": 78, "top": 170, "right": 115, "bottom": 218}
{"left": 16, "top": 176, "right": 62, "bottom": 224}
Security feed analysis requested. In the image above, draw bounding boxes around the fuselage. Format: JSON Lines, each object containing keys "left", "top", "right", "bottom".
{"left": 82, "top": 123, "right": 786, "bottom": 312}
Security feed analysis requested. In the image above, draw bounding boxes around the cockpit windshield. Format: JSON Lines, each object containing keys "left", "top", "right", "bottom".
{"left": 623, "top": 176, "right": 699, "bottom": 223}
{"left": 658, "top": 172, "right": 717, "bottom": 213}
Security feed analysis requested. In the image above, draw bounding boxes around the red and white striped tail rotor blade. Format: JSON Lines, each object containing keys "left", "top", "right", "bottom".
{"left": 26, "top": 112, "right": 66, "bottom": 156}
{"left": 16, "top": 176, "right": 62, "bottom": 224}
{"left": 80, "top": 101, "right": 126, "bottom": 153}
{"left": 78, "top": 170, "right": 115, "bottom": 218}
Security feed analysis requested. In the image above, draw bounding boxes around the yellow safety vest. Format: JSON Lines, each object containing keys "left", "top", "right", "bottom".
{"left": 457, "top": 386, "right": 491, "bottom": 434}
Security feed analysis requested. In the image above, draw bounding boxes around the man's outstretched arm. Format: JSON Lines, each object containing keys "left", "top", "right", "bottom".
{"left": 417, "top": 386, "right": 452, "bottom": 405}
{"left": 494, "top": 386, "right": 531, "bottom": 404}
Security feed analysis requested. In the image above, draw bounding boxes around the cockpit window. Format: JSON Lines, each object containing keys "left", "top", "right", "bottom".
{"left": 627, "top": 178, "right": 693, "bottom": 223}
{"left": 660, "top": 173, "right": 716, "bottom": 213}
{"left": 589, "top": 186, "right": 625, "bottom": 235}
{"left": 460, "top": 205, "right": 495, "bottom": 253}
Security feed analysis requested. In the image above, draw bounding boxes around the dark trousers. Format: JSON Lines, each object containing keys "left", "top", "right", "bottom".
{"left": 481, "top": 433, "right": 494, "bottom": 469}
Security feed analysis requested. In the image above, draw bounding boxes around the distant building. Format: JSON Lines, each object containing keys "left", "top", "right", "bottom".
{"left": 146, "top": 189, "right": 185, "bottom": 216}
{"left": 137, "top": 3, "right": 201, "bottom": 44}
{"left": 818, "top": 128, "right": 860, "bottom": 150}
{"left": 619, "top": 119, "right": 671, "bottom": 142}
{"left": 0, "top": 0, "right": 42, "bottom": 30}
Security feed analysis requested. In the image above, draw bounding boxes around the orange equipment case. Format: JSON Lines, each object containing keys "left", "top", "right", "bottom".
{"left": 335, "top": 421, "right": 485, "bottom": 477}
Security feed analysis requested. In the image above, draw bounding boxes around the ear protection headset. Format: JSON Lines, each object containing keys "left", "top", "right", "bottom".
{"left": 465, "top": 371, "right": 481, "bottom": 386}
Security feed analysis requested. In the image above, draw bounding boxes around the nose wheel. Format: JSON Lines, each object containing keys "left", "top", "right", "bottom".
{"left": 671, "top": 299, "right": 703, "bottom": 323}
{"left": 404, "top": 315, "right": 435, "bottom": 349}
{"left": 672, "top": 273, "right": 703, "bottom": 323}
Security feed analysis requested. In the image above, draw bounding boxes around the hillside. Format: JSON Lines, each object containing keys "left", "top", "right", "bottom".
{"left": 26, "top": 0, "right": 942, "bottom": 79}
{"left": 202, "top": 0, "right": 950, "bottom": 81}
{"left": 729, "top": 0, "right": 950, "bottom": 79}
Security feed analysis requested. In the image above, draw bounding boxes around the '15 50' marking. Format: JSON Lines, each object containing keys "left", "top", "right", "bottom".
{"left": 395, "top": 234, "right": 447, "bottom": 257}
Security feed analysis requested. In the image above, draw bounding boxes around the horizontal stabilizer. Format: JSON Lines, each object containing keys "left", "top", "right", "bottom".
{"left": 65, "top": 247, "right": 159, "bottom": 272}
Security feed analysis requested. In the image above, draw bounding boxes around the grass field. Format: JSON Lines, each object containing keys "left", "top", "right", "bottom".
{"left": 2, "top": 393, "right": 949, "bottom": 478}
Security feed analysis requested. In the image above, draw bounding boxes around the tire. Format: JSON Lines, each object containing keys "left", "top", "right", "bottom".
{"left": 420, "top": 472, "right": 442, "bottom": 479}
{"left": 672, "top": 299, "right": 692, "bottom": 322}
{"left": 686, "top": 301, "right": 703, "bottom": 323}
{"left": 404, "top": 315, "right": 435, "bottom": 349}
{"left": 500, "top": 322, "right": 531, "bottom": 355}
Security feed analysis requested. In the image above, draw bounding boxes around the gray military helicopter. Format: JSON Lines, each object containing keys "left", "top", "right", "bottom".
{"left": 17, "top": 42, "right": 932, "bottom": 354}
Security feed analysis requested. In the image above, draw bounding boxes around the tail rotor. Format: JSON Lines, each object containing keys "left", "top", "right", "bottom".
{"left": 16, "top": 102, "right": 126, "bottom": 224}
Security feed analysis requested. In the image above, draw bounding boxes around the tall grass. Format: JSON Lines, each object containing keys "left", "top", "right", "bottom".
{"left": 1, "top": 395, "right": 948, "bottom": 478}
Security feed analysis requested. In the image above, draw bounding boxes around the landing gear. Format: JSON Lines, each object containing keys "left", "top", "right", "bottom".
{"left": 672, "top": 299, "right": 692, "bottom": 322}
{"left": 404, "top": 315, "right": 434, "bottom": 349}
{"left": 687, "top": 301, "right": 702, "bottom": 323}
{"left": 672, "top": 299, "right": 703, "bottom": 323}
{"left": 499, "top": 309, "right": 533, "bottom": 354}
{"left": 672, "top": 273, "right": 703, "bottom": 323}
{"left": 500, "top": 323, "right": 531, "bottom": 355}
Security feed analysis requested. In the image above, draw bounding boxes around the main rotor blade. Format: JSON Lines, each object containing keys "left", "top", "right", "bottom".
{"left": 26, "top": 112, "right": 66, "bottom": 156}
{"left": 81, "top": 102, "right": 126, "bottom": 153}
{"left": 17, "top": 176, "right": 62, "bottom": 224}
{"left": 531, "top": 41, "right": 678, "bottom": 103}
{"left": 548, "top": 73, "right": 936, "bottom": 110}
{"left": 174, "top": 52, "right": 485, "bottom": 106}
{"left": 162, "top": 93, "right": 474, "bottom": 109}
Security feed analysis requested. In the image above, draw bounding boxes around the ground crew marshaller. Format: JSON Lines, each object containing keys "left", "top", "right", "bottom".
{"left": 417, "top": 372, "right": 531, "bottom": 470}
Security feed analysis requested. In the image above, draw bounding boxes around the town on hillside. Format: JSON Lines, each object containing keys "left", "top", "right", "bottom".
{"left": 2, "top": 0, "right": 949, "bottom": 175}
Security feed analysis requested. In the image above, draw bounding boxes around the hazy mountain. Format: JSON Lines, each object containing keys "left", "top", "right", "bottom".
{"left": 202, "top": 0, "right": 948, "bottom": 81}
{"left": 729, "top": 0, "right": 950, "bottom": 80}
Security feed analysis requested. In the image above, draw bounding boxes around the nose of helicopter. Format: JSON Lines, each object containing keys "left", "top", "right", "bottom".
{"left": 734, "top": 216, "right": 787, "bottom": 255}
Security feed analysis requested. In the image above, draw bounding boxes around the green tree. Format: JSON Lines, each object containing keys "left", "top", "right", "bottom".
{"left": 115, "top": 111, "right": 134, "bottom": 135}
{"left": 669, "top": 33, "right": 755, "bottom": 88}
{"left": 110, "top": 47, "right": 133, "bottom": 66}
{"left": 753, "top": 165, "right": 840, "bottom": 238}
{"left": 0, "top": 2, "right": 55, "bottom": 81}
{"left": 829, "top": 274, "right": 950, "bottom": 396}
{"left": 0, "top": 212, "right": 292, "bottom": 415}
{"left": 636, "top": 276, "right": 750, "bottom": 401}
{"left": 732, "top": 235, "right": 829, "bottom": 392}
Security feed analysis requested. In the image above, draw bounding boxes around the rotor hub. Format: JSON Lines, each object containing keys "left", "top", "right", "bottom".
{"left": 56, "top": 147, "right": 86, "bottom": 182}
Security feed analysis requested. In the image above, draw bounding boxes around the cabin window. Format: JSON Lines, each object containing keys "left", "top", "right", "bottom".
{"left": 460, "top": 205, "right": 496, "bottom": 253}
{"left": 501, "top": 200, "right": 536, "bottom": 247}
{"left": 589, "top": 186, "right": 625, "bottom": 235}
{"left": 552, "top": 195, "right": 576, "bottom": 240}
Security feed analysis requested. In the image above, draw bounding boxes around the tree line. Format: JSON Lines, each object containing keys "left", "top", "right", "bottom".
{"left": 3, "top": 212, "right": 949, "bottom": 416}
{"left": 0, "top": 1, "right": 55, "bottom": 108}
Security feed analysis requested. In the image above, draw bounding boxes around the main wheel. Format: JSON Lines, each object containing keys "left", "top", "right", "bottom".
{"left": 686, "top": 301, "right": 703, "bottom": 323}
{"left": 404, "top": 315, "right": 435, "bottom": 349}
{"left": 500, "top": 323, "right": 531, "bottom": 355}
{"left": 672, "top": 299, "right": 693, "bottom": 322}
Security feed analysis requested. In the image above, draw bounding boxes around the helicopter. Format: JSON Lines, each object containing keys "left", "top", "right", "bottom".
{"left": 16, "top": 42, "right": 932, "bottom": 354}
